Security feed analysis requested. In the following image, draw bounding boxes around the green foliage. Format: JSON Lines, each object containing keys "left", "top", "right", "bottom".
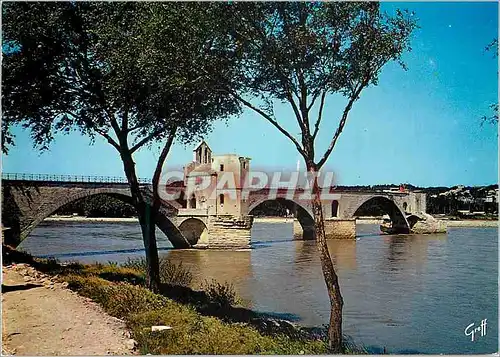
{"left": 122, "top": 258, "right": 193, "bottom": 287}
{"left": 202, "top": 279, "right": 240, "bottom": 307}
{"left": 64, "top": 274, "right": 328, "bottom": 355}
{"left": 222, "top": 2, "right": 418, "bottom": 168}
{"left": 3, "top": 248, "right": 352, "bottom": 355}
{"left": 54, "top": 195, "right": 130, "bottom": 217}
{"left": 218, "top": 5, "right": 417, "bottom": 351}
{"left": 482, "top": 39, "right": 498, "bottom": 125}
{"left": 55, "top": 194, "right": 137, "bottom": 218}
{"left": 2, "top": 2, "right": 240, "bottom": 152}
{"left": 66, "top": 275, "right": 170, "bottom": 318}
{"left": 251, "top": 200, "right": 291, "bottom": 217}
{"left": 83, "top": 263, "right": 146, "bottom": 285}
{"left": 2, "top": 2, "right": 243, "bottom": 292}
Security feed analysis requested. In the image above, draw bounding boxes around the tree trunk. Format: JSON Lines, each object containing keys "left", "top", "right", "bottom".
{"left": 119, "top": 143, "right": 161, "bottom": 292}
{"left": 148, "top": 127, "right": 178, "bottom": 291}
{"left": 308, "top": 162, "right": 344, "bottom": 353}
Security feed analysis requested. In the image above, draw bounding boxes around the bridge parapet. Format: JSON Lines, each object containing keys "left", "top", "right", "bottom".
{"left": 177, "top": 208, "right": 209, "bottom": 216}
{"left": 2, "top": 173, "right": 151, "bottom": 184}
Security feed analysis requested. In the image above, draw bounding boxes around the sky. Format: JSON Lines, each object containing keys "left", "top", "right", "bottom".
{"left": 3, "top": 2, "right": 499, "bottom": 188}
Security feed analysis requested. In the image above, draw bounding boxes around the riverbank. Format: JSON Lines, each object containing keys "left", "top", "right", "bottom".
{"left": 253, "top": 217, "right": 295, "bottom": 223}
{"left": 253, "top": 216, "right": 499, "bottom": 227}
{"left": 443, "top": 219, "right": 498, "bottom": 227}
{"left": 45, "top": 215, "right": 139, "bottom": 223}
{"left": 3, "top": 246, "right": 357, "bottom": 355}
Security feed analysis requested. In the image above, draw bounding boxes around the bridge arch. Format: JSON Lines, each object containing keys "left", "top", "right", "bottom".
{"left": 18, "top": 188, "right": 137, "bottom": 243}
{"left": 3, "top": 184, "right": 190, "bottom": 248}
{"left": 248, "top": 198, "right": 315, "bottom": 239}
{"left": 351, "top": 195, "right": 410, "bottom": 234}
{"left": 178, "top": 218, "right": 208, "bottom": 246}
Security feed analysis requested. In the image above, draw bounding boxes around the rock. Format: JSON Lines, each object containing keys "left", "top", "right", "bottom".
{"left": 125, "top": 339, "right": 137, "bottom": 350}
{"left": 87, "top": 321, "right": 92, "bottom": 325}
{"left": 411, "top": 213, "right": 447, "bottom": 234}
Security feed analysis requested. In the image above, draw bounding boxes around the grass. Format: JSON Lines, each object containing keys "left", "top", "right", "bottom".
{"left": 122, "top": 257, "right": 193, "bottom": 287}
{"left": 63, "top": 274, "right": 328, "bottom": 354}
{"left": 202, "top": 279, "right": 240, "bottom": 307}
{"left": 3, "top": 245, "right": 366, "bottom": 354}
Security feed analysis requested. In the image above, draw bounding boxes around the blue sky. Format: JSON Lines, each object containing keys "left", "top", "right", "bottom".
{"left": 3, "top": 2, "right": 498, "bottom": 187}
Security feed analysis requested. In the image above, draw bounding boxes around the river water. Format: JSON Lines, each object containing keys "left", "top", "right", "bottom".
{"left": 19, "top": 221, "right": 498, "bottom": 354}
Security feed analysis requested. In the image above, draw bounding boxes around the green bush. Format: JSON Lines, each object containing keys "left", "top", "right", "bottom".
{"left": 202, "top": 279, "right": 240, "bottom": 307}
{"left": 65, "top": 275, "right": 170, "bottom": 318}
{"left": 122, "top": 258, "right": 192, "bottom": 287}
{"left": 127, "top": 309, "right": 327, "bottom": 355}
{"left": 63, "top": 274, "right": 327, "bottom": 354}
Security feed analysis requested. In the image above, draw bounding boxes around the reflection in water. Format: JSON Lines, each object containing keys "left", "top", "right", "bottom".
{"left": 161, "top": 249, "right": 254, "bottom": 308}
{"left": 383, "top": 233, "right": 448, "bottom": 274}
{"left": 20, "top": 221, "right": 498, "bottom": 354}
{"left": 294, "top": 239, "right": 357, "bottom": 278}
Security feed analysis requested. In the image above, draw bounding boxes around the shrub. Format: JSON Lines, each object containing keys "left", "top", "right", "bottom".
{"left": 89, "top": 264, "right": 145, "bottom": 285}
{"left": 65, "top": 275, "right": 170, "bottom": 318}
{"left": 127, "top": 309, "right": 327, "bottom": 355}
{"left": 122, "top": 258, "right": 192, "bottom": 287}
{"left": 202, "top": 279, "right": 240, "bottom": 307}
{"left": 59, "top": 272, "right": 330, "bottom": 355}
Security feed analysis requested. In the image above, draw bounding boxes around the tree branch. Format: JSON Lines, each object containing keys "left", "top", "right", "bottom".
{"left": 307, "top": 90, "right": 321, "bottom": 112}
{"left": 231, "top": 91, "right": 308, "bottom": 159}
{"left": 285, "top": 91, "right": 307, "bottom": 135}
{"left": 121, "top": 105, "right": 129, "bottom": 132}
{"left": 316, "top": 83, "right": 366, "bottom": 169}
{"left": 297, "top": 69, "right": 310, "bottom": 135}
{"left": 130, "top": 127, "right": 165, "bottom": 154}
{"left": 96, "top": 128, "right": 121, "bottom": 152}
{"left": 152, "top": 126, "right": 178, "bottom": 205}
{"left": 312, "top": 91, "right": 326, "bottom": 140}
{"left": 66, "top": 110, "right": 121, "bottom": 152}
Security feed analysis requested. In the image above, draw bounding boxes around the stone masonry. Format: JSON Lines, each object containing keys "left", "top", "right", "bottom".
{"left": 3, "top": 174, "right": 428, "bottom": 249}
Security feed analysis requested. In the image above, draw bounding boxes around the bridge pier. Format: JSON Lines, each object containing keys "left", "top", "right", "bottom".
{"left": 174, "top": 214, "right": 253, "bottom": 249}
{"left": 205, "top": 216, "right": 253, "bottom": 249}
{"left": 324, "top": 218, "right": 356, "bottom": 239}
{"left": 293, "top": 219, "right": 315, "bottom": 240}
{"left": 293, "top": 218, "right": 357, "bottom": 240}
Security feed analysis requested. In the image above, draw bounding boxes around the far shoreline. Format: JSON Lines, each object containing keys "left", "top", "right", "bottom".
{"left": 45, "top": 215, "right": 498, "bottom": 227}
{"left": 44, "top": 215, "right": 139, "bottom": 223}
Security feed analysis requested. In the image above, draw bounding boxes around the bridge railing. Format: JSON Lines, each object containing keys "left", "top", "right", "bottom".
{"left": 2, "top": 173, "right": 151, "bottom": 184}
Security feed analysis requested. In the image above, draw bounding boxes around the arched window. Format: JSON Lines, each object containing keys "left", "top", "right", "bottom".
{"left": 331, "top": 200, "right": 339, "bottom": 217}
{"left": 403, "top": 202, "right": 408, "bottom": 212}
{"left": 219, "top": 194, "right": 225, "bottom": 206}
{"left": 189, "top": 194, "right": 197, "bottom": 209}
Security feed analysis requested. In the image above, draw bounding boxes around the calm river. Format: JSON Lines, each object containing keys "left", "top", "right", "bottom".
{"left": 19, "top": 221, "right": 498, "bottom": 354}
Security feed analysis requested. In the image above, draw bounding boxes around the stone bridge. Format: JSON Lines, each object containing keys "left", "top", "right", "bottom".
{"left": 1, "top": 176, "right": 192, "bottom": 248}
{"left": 246, "top": 188, "right": 426, "bottom": 239}
{"left": 2, "top": 174, "right": 427, "bottom": 249}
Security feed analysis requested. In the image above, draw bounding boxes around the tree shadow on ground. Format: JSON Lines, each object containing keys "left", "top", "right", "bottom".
{"left": 2, "top": 283, "right": 43, "bottom": 293}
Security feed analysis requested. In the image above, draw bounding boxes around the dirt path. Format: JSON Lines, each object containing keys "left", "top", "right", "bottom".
{"left": 2, "top": 264, "right": 135, "bottom": 355}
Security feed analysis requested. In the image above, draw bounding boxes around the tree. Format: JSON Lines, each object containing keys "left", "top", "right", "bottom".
{"left": 2, "top": 2, "right": 240, "bottom": 291}
{"left": 222, "top": 3, "right": 417, "bottom": 351}
{"left": 482, "top": 38, "right": 498, "bottom": 125}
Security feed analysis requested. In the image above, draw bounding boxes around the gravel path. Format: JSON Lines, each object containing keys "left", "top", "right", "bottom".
{"left": 2, "top": 264, "right": 135, "bottom": 355}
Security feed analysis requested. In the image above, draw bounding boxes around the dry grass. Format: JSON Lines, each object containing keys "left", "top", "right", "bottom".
{"left": 3, "top": 245, "right": 365, "bottom": 354}
{"left": 64, "top": 274, "right": 328, "bottom": 355}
